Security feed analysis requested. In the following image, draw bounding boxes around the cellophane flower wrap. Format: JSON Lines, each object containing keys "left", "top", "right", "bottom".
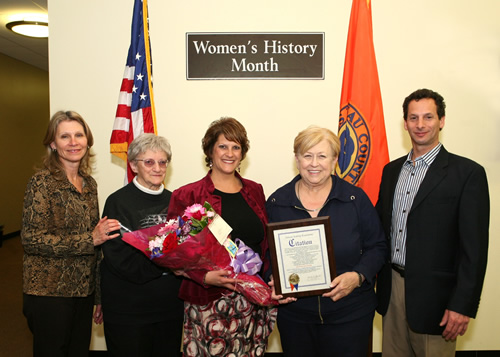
{"left": 122, "top": 201, "right": 277, "bottom": 306}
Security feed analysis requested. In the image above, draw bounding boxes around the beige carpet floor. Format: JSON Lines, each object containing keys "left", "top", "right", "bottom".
{"left": 0, "top": 236, "right": 32, "bottom": 357}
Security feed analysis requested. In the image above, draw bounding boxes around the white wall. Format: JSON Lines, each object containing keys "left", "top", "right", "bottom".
{"left": 48, "top": 0, "right": 500, "bottom": 352}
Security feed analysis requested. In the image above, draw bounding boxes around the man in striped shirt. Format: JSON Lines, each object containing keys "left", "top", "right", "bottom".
{"left": 375, "top": 88, "right": 489, "bottom": 357}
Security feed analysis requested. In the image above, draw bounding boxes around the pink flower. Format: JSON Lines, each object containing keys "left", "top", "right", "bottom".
{"left": 148, "top": 236, "right": 165, "bottom": 258}
{"left": 158, "top": 219, "right": 179, "bottom": 236}
{"left": 184, "top": 203, "right": 206, "bottom": 220}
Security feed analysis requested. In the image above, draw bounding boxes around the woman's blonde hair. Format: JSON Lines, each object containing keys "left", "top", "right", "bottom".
{"left": 42, "top": 110, "right": 94, "bottom": 179}
{"left": 293, "top": 125, "right": 340, "bottom": 157}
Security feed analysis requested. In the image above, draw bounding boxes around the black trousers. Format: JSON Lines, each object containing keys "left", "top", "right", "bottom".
{"left": 277, "top": 311, "right": 374, "bottom": 357}
{"left": 103, "top": 319, "right": 183, "bottom": 357}
{"left": 23, "top": 293, "right": 94, "bottom": 357}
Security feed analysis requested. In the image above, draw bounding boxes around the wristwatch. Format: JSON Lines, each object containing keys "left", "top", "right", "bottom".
{"left": 355, "top": 271, "right": 364, "bottom": 287}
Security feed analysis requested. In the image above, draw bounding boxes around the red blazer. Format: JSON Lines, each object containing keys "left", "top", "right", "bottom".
{"left": 167, "top": 171, "right": 269, "bottom": 305}
{"left": 376, "top": 147, "right": 489, "bottom": 334}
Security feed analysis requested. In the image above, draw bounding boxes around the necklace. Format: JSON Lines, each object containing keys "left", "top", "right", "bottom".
{"left": 296, "top": 181, "right": 327, "bottom": 212}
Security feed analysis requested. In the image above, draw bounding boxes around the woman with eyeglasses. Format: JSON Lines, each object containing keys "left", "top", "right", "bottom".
{"left": 21, "top": 110, "right": 120, "bottom": 357}
{"left": 100, "top": 133, "right": 184, "bottom": 357}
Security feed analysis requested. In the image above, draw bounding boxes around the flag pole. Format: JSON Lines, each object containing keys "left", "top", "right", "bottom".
{"left": 142, "top": 0, "right": 157, "bottom": 135}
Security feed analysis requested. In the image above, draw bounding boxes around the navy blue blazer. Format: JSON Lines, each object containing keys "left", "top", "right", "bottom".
{"left": 375, "top": 147, "right": 489, "bottom": 335}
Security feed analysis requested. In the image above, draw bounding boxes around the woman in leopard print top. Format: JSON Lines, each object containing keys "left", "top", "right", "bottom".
{"left": 21, "top": 110, "right": 120, "bottom": 357}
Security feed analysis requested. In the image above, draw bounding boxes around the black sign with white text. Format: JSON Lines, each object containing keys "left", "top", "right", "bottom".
{"left": 186, "top": 33, "right": 324, "bottom": 79}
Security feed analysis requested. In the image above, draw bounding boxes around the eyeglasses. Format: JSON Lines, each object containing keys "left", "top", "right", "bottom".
{"left": 135, "top": 159, "right": 169, "bottom": 168}
{"left": 300, "top": 154, "right": 332, "bottom": 163}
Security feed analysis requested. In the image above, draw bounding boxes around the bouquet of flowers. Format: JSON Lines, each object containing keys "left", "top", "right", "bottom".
{"left": 122, "top": 202, "right": 277, "bottom": 306}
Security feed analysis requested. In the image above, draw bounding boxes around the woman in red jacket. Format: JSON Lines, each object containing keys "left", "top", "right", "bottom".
{"left": 167, "top": 117, "right": 276, "bottom": 357}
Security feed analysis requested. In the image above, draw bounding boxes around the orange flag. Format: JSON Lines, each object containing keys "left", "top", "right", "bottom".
{"left": 336, "top": 0, "right": 389, "bottom": 205}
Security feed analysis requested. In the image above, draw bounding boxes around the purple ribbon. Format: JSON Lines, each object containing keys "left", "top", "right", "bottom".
{"left": 230, "top": 238, "right": 262, "bottom": 275}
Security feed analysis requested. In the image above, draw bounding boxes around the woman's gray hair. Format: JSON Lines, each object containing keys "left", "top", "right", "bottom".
{"left": 128, "top": 133, "right": 172, "bottom": 162}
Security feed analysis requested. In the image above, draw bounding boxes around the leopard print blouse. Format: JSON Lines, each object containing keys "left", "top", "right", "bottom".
{"left": 21, "top": 169, "right": 101, "bottom": 299}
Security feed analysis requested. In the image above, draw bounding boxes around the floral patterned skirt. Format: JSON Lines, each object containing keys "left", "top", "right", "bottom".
{"left": 183, "top": 292, "right": 277, "bottom": 357}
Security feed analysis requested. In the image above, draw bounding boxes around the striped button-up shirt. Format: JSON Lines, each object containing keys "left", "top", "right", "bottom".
{"left": 391, "top": 143, "right": 442, "bottom": 266}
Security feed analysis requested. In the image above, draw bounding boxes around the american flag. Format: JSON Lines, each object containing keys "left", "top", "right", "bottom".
{"left": 110, "top": 0, "right": 157, "bottom": 183}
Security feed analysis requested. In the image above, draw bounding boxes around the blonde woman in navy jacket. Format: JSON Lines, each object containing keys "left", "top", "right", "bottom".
{"left": 266, "top": 126, "right": 387, "bottom": 357}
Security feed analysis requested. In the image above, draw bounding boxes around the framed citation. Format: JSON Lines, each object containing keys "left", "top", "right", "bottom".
{"left": 266, "top": 216, "right": 336, "bottom": 298}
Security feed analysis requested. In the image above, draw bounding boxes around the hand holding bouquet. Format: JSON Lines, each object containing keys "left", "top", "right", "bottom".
{"left": 122, "top": 202, "right": 277, "bottom": 306}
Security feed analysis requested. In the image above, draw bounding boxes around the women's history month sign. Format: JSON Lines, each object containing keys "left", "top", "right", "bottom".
{"left": 186, "top": 33, "right": 324, "bottom": 79}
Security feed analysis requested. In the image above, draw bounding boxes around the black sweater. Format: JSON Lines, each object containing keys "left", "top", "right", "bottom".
{"left": 100, "top": 182, "right": 183, "bottom": 324}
